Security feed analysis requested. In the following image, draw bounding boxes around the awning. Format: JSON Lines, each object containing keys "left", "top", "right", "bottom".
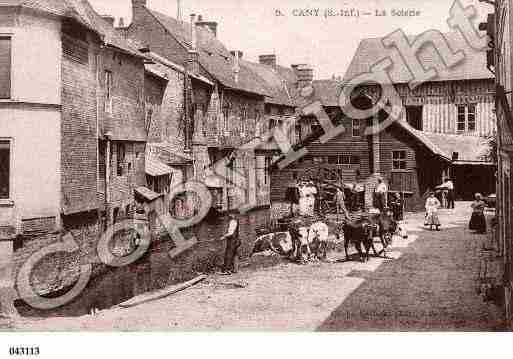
{"left": 147, "top": 143, "right": 193, "bottom": 165}
{"left": 204, "top": 174, "right": 224, "bottom": 188}
{"left": 135, "top": 186, "right": 162, "bottom": 202}
{"left": 453, "top": 160, "right": 496, "bottom": 166}
{"left": 146, "top": 156, "right": 172, "bottom": 177}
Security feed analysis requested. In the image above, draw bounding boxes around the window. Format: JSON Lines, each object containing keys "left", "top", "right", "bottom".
{"left": 0, "top": 140, "right": 10, "bottom": 199}
{"left": 116, "top": 142, "right": 125, "bottom": 176}
{"left": 352, "top": 119, "right": 361, "bottom": 137}
{"left": 0, "top": 37, "right": 12, "bottom": 99}
{"left": 264, "top": 157, "right": 272, "bottom": 185}
{"left": 392, "top": 150, "right": 407, "bottom": 170}
{"left": 265, "top": 104, "right": 271, "bottom": 115}
{"left": 269, "top": 118, "right": 277, "bottom": 130}
{"left": 457, "top": 104, "right": 476, "bottom": 132}
{"left": 326, "top": 155, "right": 359, "bottom": 165}
{"left": 468, "top": 104, "right": 476, "bottom": 131}
{"left": 104, "top": 70, "right": 113, "bottom": 113}
{"left": 406, "top": 105, "right": 423, "bottom": 130}
{"left": 240, "top": 105, "right": 247, "bottom": 136}
{"left": 295, "top": 124, "right": 302, "bottom": 143}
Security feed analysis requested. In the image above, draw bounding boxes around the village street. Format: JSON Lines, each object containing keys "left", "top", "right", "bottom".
{"left": 9, "top": 203, "right": 504, "bottom": 331}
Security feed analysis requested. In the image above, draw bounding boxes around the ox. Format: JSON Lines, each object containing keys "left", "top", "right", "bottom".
{"left": 341, "top": 209, "right": 398, "bottom": 262}
{"left": 251, "top": 221, "right": 330, "bottom": 263}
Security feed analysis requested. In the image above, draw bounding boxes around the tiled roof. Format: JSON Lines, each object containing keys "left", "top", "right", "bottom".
{"left": 241, "top": 60, "right": 296, "bottom": 106}
{"left": 343, "top": 31, "right": 493, "bottom": 84}
{"left": 311, "top": 79, "right": 344, "bottom": 107}
{"left": 418, "top": 131, "right": 491, "bottom": 163}
{"left": 394, "top": 121, "right": 491, "bottom": 163}
{"left": 149, "top": 9, "right": 269, "bottom": 96}
{"left": 6, "top": 0, "right": 143, "bottom": 58}
{"left": 394, "top": 121, "right": 450, "bottom": 160}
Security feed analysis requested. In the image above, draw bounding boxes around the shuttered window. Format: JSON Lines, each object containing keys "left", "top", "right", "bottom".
{"left": 0, "top": 37, "right": 12, "bottom": 99}
{"left": 0, "top": 140, "right": 10, "bottom": 199}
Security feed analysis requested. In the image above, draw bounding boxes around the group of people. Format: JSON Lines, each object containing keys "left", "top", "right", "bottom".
{"left": 424, "top": 177, "right": 488, "bottom": 234}
{"left": 220, "top": 176, "right": 489, "bottom": 275}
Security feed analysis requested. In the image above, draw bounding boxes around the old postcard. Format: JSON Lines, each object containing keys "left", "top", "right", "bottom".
{"left": 0, "top": 0, "right": 512, "bottom": 352}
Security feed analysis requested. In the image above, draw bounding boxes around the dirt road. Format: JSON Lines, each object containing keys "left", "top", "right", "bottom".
{"left": 11, "top": 203, "right": 504, "bottom": 331}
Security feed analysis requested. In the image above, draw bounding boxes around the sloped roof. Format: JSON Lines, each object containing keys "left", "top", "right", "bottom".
{"left": 393, "top": 121, "right": 451, "bottom": 161}
{"left": 149, "top": 9, "right": 269, "bottom": 96}
{"left": 311, "top": 79, "right": 344, "bottom": 107}
{"left": 419, "top": 131, "right": 491, "bottom": 163}
{"left": 393, "top": 121, "right": 491, "bottom": 163}
{"left": 344, "top": 31, "right": 493, "bottom": 84}
{"left": 241, "top": 60, "right": 296, "bottom": 106}
{"left": 4, "top": 0, "right": 143, "bottom": 57}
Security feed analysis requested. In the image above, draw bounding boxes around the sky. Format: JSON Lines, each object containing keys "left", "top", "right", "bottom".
{"left": 88, "top": 0, "right": 492, "bottom": 79}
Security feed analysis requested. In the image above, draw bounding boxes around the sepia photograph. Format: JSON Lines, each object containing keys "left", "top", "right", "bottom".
{"left": 0, "top": 0, "right": 512, "bottom": 353}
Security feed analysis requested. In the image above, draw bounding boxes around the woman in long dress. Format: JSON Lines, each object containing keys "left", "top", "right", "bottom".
{"left": 425, "top": 192, "right": 441, "bottom": 231}
{"left": 469, "top": 193, "right": 487, "bottom": 234}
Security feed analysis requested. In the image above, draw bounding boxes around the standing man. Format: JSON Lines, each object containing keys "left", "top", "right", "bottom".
{"left": 222, "top": 213, "right": 240, "bottom": 275}
{"left": 335, "top": 185, "right": 350, "bottom": 220}
{"left": 374, "top": 178, "right": 388, "bottom": 212}
{"left": 444, "top": 177, "right": 455, "bottom": 209}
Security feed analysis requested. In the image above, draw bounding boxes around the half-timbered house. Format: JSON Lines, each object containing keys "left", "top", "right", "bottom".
{"left": 342, "top": 31, "right": 496, "bottom": 200}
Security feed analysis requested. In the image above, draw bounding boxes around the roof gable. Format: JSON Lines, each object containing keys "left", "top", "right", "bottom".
{"left": 241, "top": 60, "right": 297, "bottom": 106}
{"left": 147, "top": 9, "right": 269, "bottom": 96}
{"left": 344, "top": 31, "right": 493, "bottom": 84}
{"left": 10, "top": 0, "right": 143, "bottom": 58}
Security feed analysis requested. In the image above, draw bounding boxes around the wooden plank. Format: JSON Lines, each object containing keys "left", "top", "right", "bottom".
{"left": 118, "top": 275, "right": 207, "bottom": 308}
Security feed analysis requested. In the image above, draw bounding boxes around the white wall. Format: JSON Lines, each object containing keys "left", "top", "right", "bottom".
{"left": 0, "top": 11, "right": 62, "bottom": 231}
{"left": 3, "top": 11, "right": 61, "bottom": 105}
{"left": 0, "top": 107, "right": 61, "bottom": 226}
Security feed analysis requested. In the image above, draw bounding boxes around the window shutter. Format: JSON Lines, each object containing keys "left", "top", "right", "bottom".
{"left": 0, "top": 37, "right": 11, "bottom": 99}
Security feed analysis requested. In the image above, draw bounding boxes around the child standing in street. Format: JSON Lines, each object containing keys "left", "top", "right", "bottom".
{"left": 425, "top": 192, "right": 441, "bottom": 231}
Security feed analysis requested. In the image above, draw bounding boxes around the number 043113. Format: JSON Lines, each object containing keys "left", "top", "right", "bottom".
{"left": 9, "top": 347, "right": 40, "bottom": 356}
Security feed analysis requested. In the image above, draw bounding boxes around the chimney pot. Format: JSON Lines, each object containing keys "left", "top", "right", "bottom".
{"left": 259, "top": 54, "right": 277, "bottom": 67}
{"left": 230, "top": 50, "right": 243, "bottom": 59}
{"left": 101, "top": 15, "right": 115, "bottom": 26}
{"left": 197, "top": 20, "right": 218, "bottom": 37}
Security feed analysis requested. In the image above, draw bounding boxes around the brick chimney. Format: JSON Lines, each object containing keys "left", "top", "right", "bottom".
{"left": 292, "top": 64, "right": 314, "bottom": 89}
{"left": 101, "top": 15, "right": 115, "bottom": 26}
{"left": 259, "top": 54, "right": 277, "bottom": 68}
{"left": 132, "top": 0, "right": 147, "bottom": 9}
{"left": 187, "top": 14, "right": 199, "bottom": 74}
